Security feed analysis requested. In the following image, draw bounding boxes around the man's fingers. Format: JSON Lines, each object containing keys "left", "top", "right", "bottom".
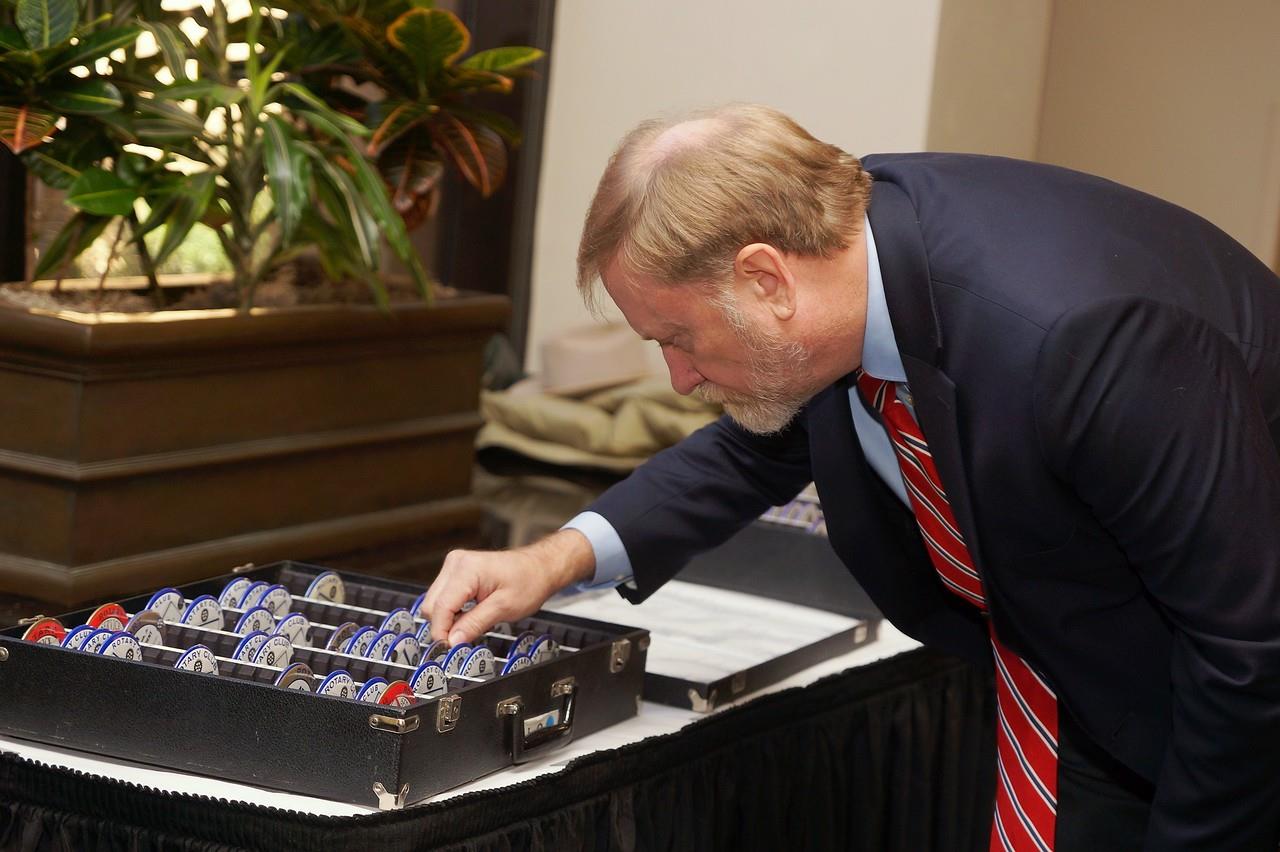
{"left": 425, "top": 551, "right": 482, "bottom": 643}
{"left": 446, "top": 595, "right": 511, "bottom": 646}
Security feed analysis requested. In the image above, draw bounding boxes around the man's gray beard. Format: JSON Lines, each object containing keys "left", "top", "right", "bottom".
{"left": 694, "top": 336, "right": 814, "bottom": 435}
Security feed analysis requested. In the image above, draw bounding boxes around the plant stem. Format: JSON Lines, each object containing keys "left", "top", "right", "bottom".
{"left": 95, "top": 220, "right": 126, "bottom": 311}
{"left": 128, "top": 211, "right": 164, "bottom": 309}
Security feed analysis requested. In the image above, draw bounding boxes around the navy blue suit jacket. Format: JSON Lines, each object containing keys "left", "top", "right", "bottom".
{"left": 588, "top": 154, "right": 1280, "bottom": 849}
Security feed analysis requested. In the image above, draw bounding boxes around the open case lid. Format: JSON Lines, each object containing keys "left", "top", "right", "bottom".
{"left": 547, "top": 514, "right": 882, "bottom": 712}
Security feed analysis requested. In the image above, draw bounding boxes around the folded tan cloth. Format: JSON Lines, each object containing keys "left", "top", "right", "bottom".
{"left": 477, "top": 378, "right": 721, "bottom": 472}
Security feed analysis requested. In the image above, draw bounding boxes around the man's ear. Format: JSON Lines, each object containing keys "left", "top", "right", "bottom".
{"left": 735, "top": 243, "right": 796, "bottom": 320}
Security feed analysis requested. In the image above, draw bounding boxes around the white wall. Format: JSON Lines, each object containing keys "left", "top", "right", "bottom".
{"left": 526, "top": 0, "right": 946, "bottom": 374}
{"left": 1036, "top": 0, "right": 1280, "bottom": 265}
{"left": 926, "top": 0, "right": 1054, "bottom": 159}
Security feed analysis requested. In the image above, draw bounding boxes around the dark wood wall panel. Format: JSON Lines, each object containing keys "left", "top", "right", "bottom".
{"left": 434, "top": 0, "right": 556, "bottom": 364}
{"left": 0, "top": 150, "right": 24, "bottom": 283}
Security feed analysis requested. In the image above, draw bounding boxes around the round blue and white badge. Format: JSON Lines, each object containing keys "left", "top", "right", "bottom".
{"left": 217, "top": 577, "right": 253, "bottom": 609}
{"left": 409, "top": 660, "right": 447, "bottom": 697}
{"left": 410, "top": 592, "right": 427, "bottom": 621}
{"left": 384, "top": 632, "right": 421, "bottom": 666}
{"left": 529, "top": 635, "right": 559, "bottom": 665}
{"left": 326, "top": 621, "right": 360, "bottom": 651}
{"left": 355, "top": 677, "right": 389, "bottom": 704}
{"left": 304, "top": 571, "right": 345, "bottom": 604}
{"left": 274, "top": 612, "right": 311, "bottom": 647}
{"left": 98, "top": 631, "right": 142, "bottom": 661}
{"left": 180, "top": 594, "right": 223, "bottom": 630}
{"left": 234, "top": 606, "right": 275, "bottom": 636}
{"left": 441, "top": 643, "right": 474, "bottom": 676}
{"left": 380, "top": 608, "right": 414, "bottom": 635}
{"left": 125, "top": 610, "right": 164, "bottom": 646}
{"left": 239, "top": 581, "right": 270, "bottom": 610}
{"left": 365, "top": 629, "right": 397, "bottom": 662}
{"left": 232, "top": 630, "right": 269, "bottom": 662}
{"left": 415, "top": 620, "right": 433, "bottom": 642}
{"left": 510, "top": 631, "right": 538, "bottom": 658}
{"left": 420, "top": 639, "right": 449, "bottom": 662}
{"left": 274, "top": 661, "right": 313, "bottom": 690}
{"left": 459, "top": 646, "right": 496, "bottom": 679}
{"left": 257, "top": 584, "right": 291, "bottom": 616}
{"left": 343, "top": 625, "right": 378, "bottom": 657}
{"left": 144, "top": 587, "right": 185, "bottom": 623}
{"left": 61, "top": 624, "right": 96, "bottom": 650}
{"left": 317, "top": 669, "right": 355, "bottom": 698}
{"left": 79, "top": 627, "right": 116, "bottom": 655}
{"left": 175, "top": 644, "right": 219, "bottom": 675}
{"left": 500, "top": 653, "right": 533, "bottom": 676}
{"left": 253, "top": 633, "right": 293, "bottom": 668}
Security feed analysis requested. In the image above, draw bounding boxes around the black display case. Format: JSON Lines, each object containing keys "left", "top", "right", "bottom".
{"left": 0, "top": 561, "right": 648, "bottom": 810}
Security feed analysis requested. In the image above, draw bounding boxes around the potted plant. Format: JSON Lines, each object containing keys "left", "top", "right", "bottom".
{"left": 0, "top": 0, "right": 540, "bottom": 605}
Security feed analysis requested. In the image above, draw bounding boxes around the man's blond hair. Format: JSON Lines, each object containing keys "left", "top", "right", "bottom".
{"left": 576, "top": 103, "right": 873, "bottom": 307}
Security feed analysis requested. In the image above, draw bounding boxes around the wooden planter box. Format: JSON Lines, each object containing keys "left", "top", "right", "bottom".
{"left": 0, "top": 292, "right": 509, "bottom": 606}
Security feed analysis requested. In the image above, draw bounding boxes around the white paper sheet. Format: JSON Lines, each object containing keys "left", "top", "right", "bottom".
{"left": 546, "top": 581, "right": 864, "bottom": 683}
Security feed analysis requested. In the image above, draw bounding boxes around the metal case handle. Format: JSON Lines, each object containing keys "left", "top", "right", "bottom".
{"left": 499, "top": 678, "right": 577, "bottom": 764}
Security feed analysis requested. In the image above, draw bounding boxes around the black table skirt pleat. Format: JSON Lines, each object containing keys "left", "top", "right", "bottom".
{"left": 0, "top": 648, "right": 995, "bottom": 852}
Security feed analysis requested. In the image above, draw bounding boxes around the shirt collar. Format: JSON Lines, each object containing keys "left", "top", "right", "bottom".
{"left": 859, "top": 214, "right": 908, "bottom": 383}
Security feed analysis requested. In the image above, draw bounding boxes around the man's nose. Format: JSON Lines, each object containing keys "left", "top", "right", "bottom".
{"left": 662, "top": 347, "right": 702, "bottom": 395}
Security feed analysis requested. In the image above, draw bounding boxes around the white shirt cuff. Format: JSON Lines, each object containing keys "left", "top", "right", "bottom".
{"left": 559, "top": 511, "right": 634, "bottom": 593}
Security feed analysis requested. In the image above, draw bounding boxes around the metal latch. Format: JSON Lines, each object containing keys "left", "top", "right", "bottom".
{"left": 0, "top": 647, "right": 8, "bottom": 662}
{"left": 372, "top": 781, "right": 408, "bottom": 810}
{"left": 369, "top": 713, "right": 420, "bottom": 734}
{"left": 16, "top": 615, "right": 46, "bottom": 626}
{"left": 731, "top": 672, "right": 747, "bottom": 695}
{"left": 610, "top": 638, "right": 631, "bottom": 673}
{"left": 231, "top": 562, "right": 256, "bottom": 574}
{"left": 436, "top": 694, "right": 461, "bottom": 733}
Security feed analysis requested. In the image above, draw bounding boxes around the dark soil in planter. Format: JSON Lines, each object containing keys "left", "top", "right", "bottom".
{"left": 0, "top": 256, "right": 446, "bottom": 314}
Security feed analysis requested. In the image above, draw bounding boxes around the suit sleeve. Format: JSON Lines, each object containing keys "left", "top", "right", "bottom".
{"left": 587, "top": 412, "right": 813, "bottom": 603}
{"left": 1034, "top": 296, "right": 1280, "bottom": 850}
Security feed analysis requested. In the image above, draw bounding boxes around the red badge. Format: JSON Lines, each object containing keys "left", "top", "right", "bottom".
{"left": 378, "top": 680, "right": 416, "bottom": 708}
{"left": 87, "top": 603, "right": 128, "bottom": 631}
{"left": 21, "top": 617, "right": 66, "bottom": 645}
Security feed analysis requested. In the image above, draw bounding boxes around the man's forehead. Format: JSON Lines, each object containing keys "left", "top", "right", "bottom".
{"left": 600, "top": 262, "right": 692, "bottom": 338}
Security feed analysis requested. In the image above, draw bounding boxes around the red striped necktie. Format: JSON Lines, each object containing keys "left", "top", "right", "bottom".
{"left": 856, "top": 369, "right": 1060, "bottom": 852}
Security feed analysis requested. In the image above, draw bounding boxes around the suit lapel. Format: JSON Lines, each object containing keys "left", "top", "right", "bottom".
{"left": 867, "top": 180, "right": 987, "bottom": 571}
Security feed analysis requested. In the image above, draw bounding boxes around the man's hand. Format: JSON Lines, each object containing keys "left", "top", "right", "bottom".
{"left": 421, "top": 529, "right": 597, "bottom": 646}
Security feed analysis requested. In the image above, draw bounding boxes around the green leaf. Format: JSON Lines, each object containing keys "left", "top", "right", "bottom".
{"left": 140, "top": 21, "right": 191, "bottom": 82}
{"left": 312, "top": 154, "right": 379, "bottom": 271}
{"left": 66, "top": 166, "right": 139, "bottom": 216}
{"left": 154, "top": 79, "right": 242, "bottom": 105}
{"left": 33, "top": 211, "right": 110, "bottom": 279}
{"left": 46, "top": 80, "right": 123, "bottom": 115}
{"left": 0, "top": 25, "right": 28, "bottom": 50}
{"left": 20, "top": 120, "right": 114, "bottom": 188}
{"left": 250, "top": 46, "right": 288, "bottom": 114}
{"left": 15, "top": 0, "right": 75, "bottom": 50}
{"left": 458, "top": 46, "right": 542, "bottom": 74}
{"left": 43, "top": 26, "right": 140, "bottom": 76}
{"left": 22, "top": 148, "right": 80, "bottom": 187}
{"left": 151, "top": 171, "right": 214, "bottom": 264}
{"left": 133, "top": 97, "right": 205, "bottom": 141}
{"left": 386, "top": 8, "right": 468, "bottom": 82}
{"left": 262, "top": 116, "right": 300, "bottom": 243}
{"left": 280, "top": 82, "right": 370, "bottom": 136}
{"left": 306, "top": 108, "right": 428, "bottom": 295}
{"left": 0, "top": 104, "right": 57, "bottom": 154}
{"left": 367, "top": 98, "right": 433, "bottom": 155}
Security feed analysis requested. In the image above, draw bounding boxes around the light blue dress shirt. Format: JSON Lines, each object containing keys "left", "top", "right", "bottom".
{"left": 563, "top": 215, "right": 911, "bottom": 590}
